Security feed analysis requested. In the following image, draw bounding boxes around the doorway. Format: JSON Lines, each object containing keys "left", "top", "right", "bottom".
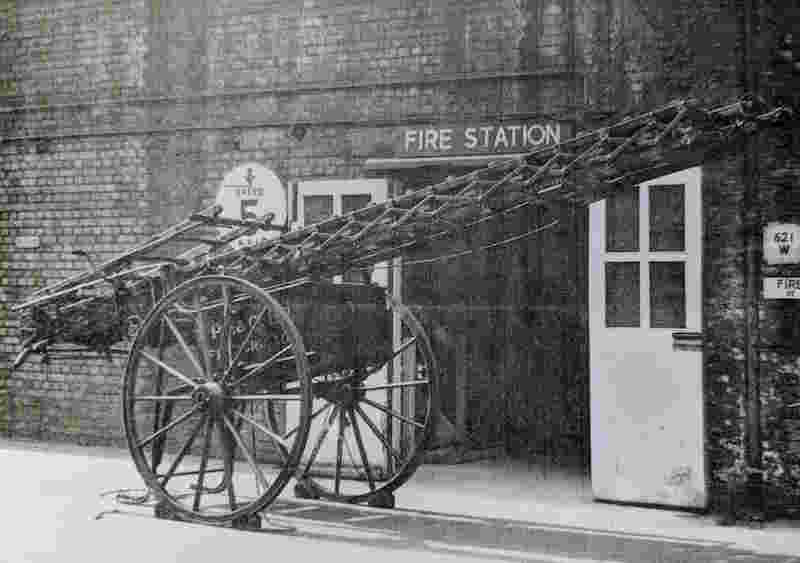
{"left": 287, "top": 178, "right": 394, "bottom": 473}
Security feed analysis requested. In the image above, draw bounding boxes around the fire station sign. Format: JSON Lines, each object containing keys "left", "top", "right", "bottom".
{"left": 397, "top": 120, "right": 566, "bottom": 157}
{"left": 763, "top": 222, "right": 800, "bottom": 265}
{"left": 216, "top": 163, "right": 286, "bottom": 249}
{"left": 764, "top": 277, "right": 800, "bottom": 299}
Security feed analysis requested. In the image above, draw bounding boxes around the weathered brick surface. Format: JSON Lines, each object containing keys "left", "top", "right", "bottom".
{"left": 1, "top": 0, "right": 800, "bottom": 513}
{"left": 0, "top": 0, "right": 587, "bottom": 443}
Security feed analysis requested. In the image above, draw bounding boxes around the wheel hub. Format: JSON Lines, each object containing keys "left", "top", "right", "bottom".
{"left": 192, "top": 381, "right": 230, "bottom": 413}
{"left": 315, "top": 379, "right": 361, "bottom": 408}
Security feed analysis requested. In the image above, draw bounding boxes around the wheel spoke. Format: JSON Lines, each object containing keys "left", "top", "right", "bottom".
{"left": 193, "top": 291, "right": 212, "bottom": 376}
{"left": 150, "top": 329, "right": 168, "bottom": 473}
{"left": 341, "top": 422, "right": 361, "bottom": 473}
{"left": 302, "top": 405, "right": 339, "bottom": 476}
{"left": 231, "top": 408, "right": 290, "bottom": 450}
{"left": 224, "top": 305, "right": 269, "bottom": 380}
{"left": 163, "top": 314, "right": 206, "bottom": 381}
{"left": 218, "top": 418, "right": 237, "bottom": 510}
{"left": 220, "top": 282, "right": 233, "bottom": 371}
{"left": 392, "top": 337, "right": 417, "bottom": 358}
{"left": 140, "top": 350, "right": 198, "bottom": 390}
{"left": 137, "top": 404, "right": 202, "bottom": 449}
{"left": 222, "top": 414, "right": 270, "bottom": 492}
{"left": 354, "top": 404, "right": 403, "bottom": 463}
{"left": 135, "top": 395, "right": 194, "bottom": 401}
{"left": 152, "top": 401, "right": 175, "bottom": 470}
{"left": 335, "top": 410, "right": 345, "bottom": 495}
{"left": 174, "top": 293, "right": 252, "bottom": 315}
{"left": 357, "top": 379, "right": 429, "bottom": 392}
{"left": 230, "top": 344, "right": 292, "bottom": 388}
{"left": 159, "top": 468, "right": 225, "bottom": 479}
{"left": 192, "top": 415, "right": 215, "bottom": 512}
{"left": 347, "top": 407, "right": 376, "bottom": 491}
{"left": 285, "top": 402, "right": 330, "bottom": 440}
{"left": 362, "top": 337, "right": 417, "bottom": 378}
{"left": 250, "top": 404, "right": 264, "bottom": 496}
{"left": 230, "top": 394, "right": 301, "bottom": 401}
{"left": 160, "top": 413, "right": 207, "bottom": 487}
{"left": 259, "top": 402, "right": 288, "bottom": 463}
{"left": 361, "top": 397, "right": 425, "bottom": 429}
{"left": 241, "top": 351, "right": 318, "bottom": 374}
{"left": 163, "top": 383, "right": 193, "bottom": 395}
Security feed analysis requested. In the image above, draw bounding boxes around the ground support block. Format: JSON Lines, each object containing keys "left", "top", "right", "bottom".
{"left": 231, "top": 512, "right": 262, "bottom": 531}
{"left": 366, "top": 490, "right": 395, "bottom": 509}
{"left": 154, "top": 499, "right": 183, "bottom": 522}
{"left": 155, "top": 499, "right": 264, "bottom": 531}
{"left": 293, "top": 479, "right": 319, "bottom": 500}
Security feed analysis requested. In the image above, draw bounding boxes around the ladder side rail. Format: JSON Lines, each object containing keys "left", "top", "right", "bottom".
{"left": 15, "top": 204, "right": 224, "bottom": 310}
{"left": 14, "top": 262, "right": 176, "bottom": 311}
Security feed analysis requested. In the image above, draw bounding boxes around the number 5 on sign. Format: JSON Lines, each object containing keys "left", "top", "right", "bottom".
{"left": 215, "top": 163, "right": 286, "bottom": 249}
{"left": 764, "top": 223, "right": 800, "bottom": 265}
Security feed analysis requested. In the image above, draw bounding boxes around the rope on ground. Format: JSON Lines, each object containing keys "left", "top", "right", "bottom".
{"left": 99, "top": 487, "right": 152, "bottom": 505}
{"left": 93, "top": 488, "right": 151, "bottom": 520}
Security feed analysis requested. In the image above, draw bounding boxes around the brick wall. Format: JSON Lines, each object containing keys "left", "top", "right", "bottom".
{"left": 0, "top": 1, "right": 589, "bottom": 447}
{"left": 0, "top": 0, "right": 151, "bottom": 445}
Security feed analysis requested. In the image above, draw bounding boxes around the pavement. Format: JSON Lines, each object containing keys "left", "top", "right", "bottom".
{"left": 405, "top": 460, "right": 800, "bottom": 556}
{"left": 1, "top": 438, "right": 800, "bottom": 563}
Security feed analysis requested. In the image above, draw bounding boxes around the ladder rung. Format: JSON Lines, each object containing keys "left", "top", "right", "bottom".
{"left": 136, "top": 256, "right": 190, "bottom": 266}
{"left": 431, "top": 195, "right": 476, "bottom": 204}
{"left": 176, "top": 237, "right": 228, "bottom": 246}
{"left": 305, "top": 231, "right": 332, "bottom": 241}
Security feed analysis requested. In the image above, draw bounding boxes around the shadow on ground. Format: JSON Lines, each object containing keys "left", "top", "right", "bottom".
{"left": 98, "top": 494, "right": 792, "bottom": 563}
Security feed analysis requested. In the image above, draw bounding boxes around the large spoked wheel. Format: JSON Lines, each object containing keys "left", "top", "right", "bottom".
{"left": 283, "top": 295, "right": 438, "bottom": 505}
{"left": 122, "top": 275, "right": 312, "bottom": 524}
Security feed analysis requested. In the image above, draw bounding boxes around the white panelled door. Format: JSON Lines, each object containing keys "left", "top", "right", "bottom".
{"left": 589, "top": 167, "right": 706, "bottom": 509}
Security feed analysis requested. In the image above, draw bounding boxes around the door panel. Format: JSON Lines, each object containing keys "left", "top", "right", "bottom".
{"left": 589, "top": 167, "right": 706, "bottom": 509}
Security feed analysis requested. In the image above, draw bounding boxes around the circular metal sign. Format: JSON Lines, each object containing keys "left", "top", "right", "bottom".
{"left": 215, "top": 163, "right": 286, "bottom": 249}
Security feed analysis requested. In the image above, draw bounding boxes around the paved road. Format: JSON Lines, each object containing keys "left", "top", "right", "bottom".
{"left": 1, "top": 440, "right": 798, "bottom": 563}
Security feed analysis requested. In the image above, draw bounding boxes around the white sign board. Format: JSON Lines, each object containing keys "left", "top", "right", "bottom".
{"left": 763, "top": 222, "right": 800, "bottom": 265}
{"left": 764, "top": 277, "right": 800, "bottom": 299}
{"left": 215, "top": 163, "right": 286, "bottom": 249}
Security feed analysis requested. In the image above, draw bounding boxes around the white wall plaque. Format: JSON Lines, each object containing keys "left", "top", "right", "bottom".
{"left": 215, "top": 163, "right": 286, "bottom": 249}
{"left": 764, "top": 277, "right": 800, "bottom": 299}
{"left": 764, "top": 222, "right": 800, "bottom": 265}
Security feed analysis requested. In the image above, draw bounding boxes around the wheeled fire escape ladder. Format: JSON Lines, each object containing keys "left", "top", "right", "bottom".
{"left": 210, "top": 96, "right": 793, "bottom": 281}
{"left": 11, "top": 96, "right": 794, "bottom": 365}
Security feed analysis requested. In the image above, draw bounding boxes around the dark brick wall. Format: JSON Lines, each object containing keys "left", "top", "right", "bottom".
{"left": 400, "top": 167, "right": 589, "bottom": 464}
